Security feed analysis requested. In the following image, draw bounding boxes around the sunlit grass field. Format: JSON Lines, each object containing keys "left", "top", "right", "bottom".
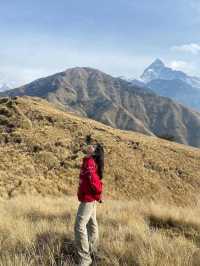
{"left": 1, "top": 97, "right": 200, "bottom": 265}
{"left": 0, "top": 196, "right": 200, "bottom": 266}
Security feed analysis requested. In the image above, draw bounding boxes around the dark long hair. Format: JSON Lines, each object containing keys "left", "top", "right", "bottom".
{"left": 92, "top": 143, "right": 104, "bottom": 180}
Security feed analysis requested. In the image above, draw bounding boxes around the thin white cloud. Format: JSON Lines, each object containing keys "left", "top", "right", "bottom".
{"left": 169, "top": 60, "right": 197, "bottom": 75}
{"left": 170, "top": 60, "right": 188, "bottom": 70}
{"left": 171, "top": 43, "right": 200, "bottom": 55}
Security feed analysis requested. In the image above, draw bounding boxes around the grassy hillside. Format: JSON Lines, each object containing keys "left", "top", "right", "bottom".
{"left": 0, "top": 96, "right": 200, "bottom": 207}
{"left": 1, "top": 96, "right": 200, "bottom": 265}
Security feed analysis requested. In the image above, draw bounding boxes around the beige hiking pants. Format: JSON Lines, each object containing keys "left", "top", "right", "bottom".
{"left": 74, "top": 201, "right": 98, "bottom": 266}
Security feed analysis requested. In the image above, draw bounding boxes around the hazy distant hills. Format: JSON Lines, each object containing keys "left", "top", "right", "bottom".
{"left": 139, "top": 59, "right": 200, "bottom": 111}
{"left": 0, "top": 84, "right": 10, "bottom": 92}
{"left": 1, "top": 67, "right": 200, "bottom": 148}
{"left": 0, "top": 73, "right": 11, "bottom": 92}
{"left": 0, "top": 80, "right": 10, "bottom": 92}
{"left": 147, "top": 79, "right": 200, "bottom": 111}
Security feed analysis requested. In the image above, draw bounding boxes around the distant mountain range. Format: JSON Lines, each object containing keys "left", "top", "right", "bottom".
{"left": 0, "top": 74, "right": 11, "bottom": 92}
{"left": 1, "top": 67, "right": 200, "bottom": 148}
{"left": 0, "top": 84, "right": 10, "bottom": 92}
{"left": 137, "top": 59, "right": 200, "bottom": 111}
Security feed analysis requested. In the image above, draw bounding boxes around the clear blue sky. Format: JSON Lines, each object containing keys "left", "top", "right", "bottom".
{"left": 1, "top": 0, "right": 200, "bottom": 86}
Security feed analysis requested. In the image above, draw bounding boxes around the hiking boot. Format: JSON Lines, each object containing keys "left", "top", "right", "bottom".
{"left": 91, "top": 251, "right": 107, "bottom": 265}
{"left": 75, "top": 257, "right": 92, "bottom": 266}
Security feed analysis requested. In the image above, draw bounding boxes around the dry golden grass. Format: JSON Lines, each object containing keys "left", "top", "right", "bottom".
{"left": 0, "top": 196, "right": 200, "bottom": 266}
{"left": 1, "top": 96, "right": 200, "bottom": 265}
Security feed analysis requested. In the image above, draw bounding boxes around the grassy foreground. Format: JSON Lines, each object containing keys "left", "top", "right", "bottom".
{"left": 0, "top": 196, "right": 200, "bottom": 266}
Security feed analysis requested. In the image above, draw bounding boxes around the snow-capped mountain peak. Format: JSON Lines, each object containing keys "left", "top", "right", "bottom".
{"left": 141, "top": 59, "right": 200, "bottom": 88}
{"left": 137, "top": 58, "right": 200, "bottom": 111}
{"left": 140, "top": 59, "right": 166, "bottom": 83}
{"left": 148, "top": 58, "right": 165, "bottom": 68}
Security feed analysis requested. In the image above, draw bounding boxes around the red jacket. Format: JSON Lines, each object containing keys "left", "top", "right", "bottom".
{"left": 77, "top": 156, "right": 103, "bottom": 202}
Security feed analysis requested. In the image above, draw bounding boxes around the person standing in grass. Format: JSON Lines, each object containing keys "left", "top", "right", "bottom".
{"left": 74, "top": 142, "right": 104, "bottom": 266}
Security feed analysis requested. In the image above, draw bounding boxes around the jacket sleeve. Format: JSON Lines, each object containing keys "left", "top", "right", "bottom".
{"left": 85, "top": 158, "right": 103, "bottom": 194}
